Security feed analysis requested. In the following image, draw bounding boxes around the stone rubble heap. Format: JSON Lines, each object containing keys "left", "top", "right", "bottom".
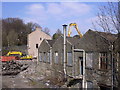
{"left": 2, "top": 60, "right": 28, "bottom": 75}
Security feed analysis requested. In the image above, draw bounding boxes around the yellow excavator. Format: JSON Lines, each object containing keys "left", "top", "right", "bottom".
{"left": 68, "top": 23, "right": 82, "bottom": 38}
{"left": 7, "top": 51, "right": 32, "bottom": 60}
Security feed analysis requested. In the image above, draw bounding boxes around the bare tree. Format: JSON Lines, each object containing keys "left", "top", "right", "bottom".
{"left": 52, "top": 29, "right": 62, "bottom": 40}
{"left": 43, "top": 27, "right": 51, "bottom": 36}
{"left": 56, "top": 29, "right": 62, "bottom": 34}
{"left": 93, "top": 1, "right": 120, "bottom": 89}
{"left": 7, "top": 30, "right": 18, "bottom": 46}
{"left": 2, "top": 18, "right": 41, "bottom": 46}
{"left": 26, "top": 22, "right": 41, "bottom": 33}
{"left": 94, "top": 2, "right": 120, "bottom": 33}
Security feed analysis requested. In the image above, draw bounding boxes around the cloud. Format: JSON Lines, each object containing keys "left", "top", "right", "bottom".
{"left": 61, "top": 3, "right": 91, "bottom": 14}
{"left": 25, "top": 2, "right": 92, "bottom": 21}
{"left": 46, "top": 3, "right": 91, "bottom": 17}
{"left": 26, "top": 4, "right": 48, "bottom": 18}
{"left": 46, "top": 3, "right": 63, "bottom": 15}
{"left": 23, "top": 2, "right": 95, "bottom": 35}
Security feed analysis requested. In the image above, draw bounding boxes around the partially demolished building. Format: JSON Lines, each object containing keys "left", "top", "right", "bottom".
{"left": 38, "top": 29, "right": 118, "bottom": 89}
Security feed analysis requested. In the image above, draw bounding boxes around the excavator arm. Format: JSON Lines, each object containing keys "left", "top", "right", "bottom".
{"left": 68, "top": 23, "right": 82, "bottom": 38}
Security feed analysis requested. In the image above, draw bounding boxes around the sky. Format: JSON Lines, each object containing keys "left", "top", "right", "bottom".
{"left": 2, "top": 2, "right": 107, "bottom": 36}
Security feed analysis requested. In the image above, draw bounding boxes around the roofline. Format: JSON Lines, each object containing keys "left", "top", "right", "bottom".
{"left": 52, "top": 35, "right": 62, "bottom": 47}
{"left": 28, "top": 29, "right": 39, "bottom": 36}
{"left": 87, "top": 29, "right": 115, "bottom": 44}
{"left": 61, "top": 35, "right": 73, "bottom": 45}
{"left": 95, "top": 31, "right": 114, "bottom": 44}
{"left": 52, "top": 35, "right": 73, "bottom": 47}
{"left": 28, "top": 29, "right": 51, "bottom": 37}
{"left": 45, "top": 39, "right": 52, "bottom": 48}
{"left": 39, "top": 39, "right": 51, "bottom": 50}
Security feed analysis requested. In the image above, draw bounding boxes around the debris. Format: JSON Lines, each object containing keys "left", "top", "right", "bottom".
{"left": 2, "top": 60, "right": 28, "bottom": 75}
{"left": 47, "top": 80, "right": 50, "bottom": 83}
{"left": 45, "top": 82, "right": 49, "bottom": 86}
{"left": 37, "top": 76, "right": 45, "bottom": 81}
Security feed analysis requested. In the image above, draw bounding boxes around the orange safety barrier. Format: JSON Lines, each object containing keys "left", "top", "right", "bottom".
{"left": 0, "top": 56, "right": 16, "bottom": 62}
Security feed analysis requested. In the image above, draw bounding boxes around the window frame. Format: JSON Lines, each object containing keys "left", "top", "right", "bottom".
{"left": 67, "top": 52, "right": 73, "bottom": 66}
{"left": 116, "top": 52, "right": 120, "bottom": 71}
{"left": 47, "top": 52, "right": 50, "bottom": 63}
{"left": 54, "top": 51, "right": 59, "bottom": 64}
{"left": 36, "top": 44, "right": 38, "bottom": 48}
{"left": 39, "top": 52, "right": 42, "bottom": 62}
{"left": 99, "top": 52, "right": 108, "bottom": 70}
{"left": 40, "top": 38, "right": 42, "bottom": 40}
{"left": 79, "top": 57, "right": 83, "bottom": 75}
{"left": 86, "top": 52, "right": 93, "bottom": 68}
{"left": 43, "top": 52, "right": 47, "bottom": 62}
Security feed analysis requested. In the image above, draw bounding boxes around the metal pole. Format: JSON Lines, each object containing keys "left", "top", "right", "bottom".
{"left": 50, "top": 47, "right": 52, "bottom": 77}
{"left": 83, "top": 50, "right": 86, "bottom": 89}
{"left": 111, "top": 44, "right": 114, "bottom": 90}
{"left": 63, "top": 24, "right": 67, "bottom": 79}
{"left": 72, "top": 46, "right": 75, "bottom": 76}
{"left": 118, "top": 2, "right": 120, "bottom": 89}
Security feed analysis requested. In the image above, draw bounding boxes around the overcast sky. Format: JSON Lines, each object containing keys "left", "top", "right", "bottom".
{"left": 2, "top": 2, "right": 108, "bottom": 36}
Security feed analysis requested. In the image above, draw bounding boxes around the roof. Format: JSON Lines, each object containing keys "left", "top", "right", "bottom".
{"left": 94, "top": 30, "right": 117, "bottom": 42}
{"left": 66, "top": 30, "right": 117, "bottom": 46}
{"left": 46, "top": 39, "right": 56, "bottom": 47}
{"left": 28, "top": 27, "right": 51, "bottom": 38}
{"left": 74, "top": 30, "right": 117, "bottom": 52}
{"left": 45, "top": 30, "right": 117, "bottom": 50}
{"left": 67, "top": 37, "right": 80, "bottom": 45}
{"left": 45, "top": 35, "right": 79, "bottom": 47}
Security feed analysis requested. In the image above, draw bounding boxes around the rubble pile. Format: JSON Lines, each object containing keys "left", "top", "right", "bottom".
{"left": 2, "top": 61, "right": 29, "bottom": 75}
